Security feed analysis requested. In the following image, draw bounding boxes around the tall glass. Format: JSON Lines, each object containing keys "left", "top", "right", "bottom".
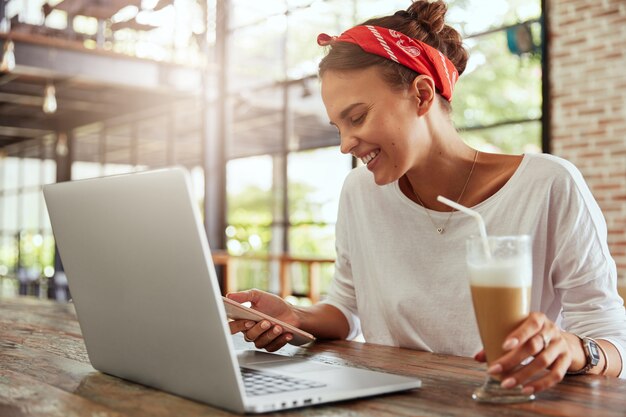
{"left": 466, "top": 235, "right": 534, "bottom": 403}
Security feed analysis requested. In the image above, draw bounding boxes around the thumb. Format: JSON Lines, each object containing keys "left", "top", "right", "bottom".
{"left": 226, "top": 289, "right": 260, "bottom": 305}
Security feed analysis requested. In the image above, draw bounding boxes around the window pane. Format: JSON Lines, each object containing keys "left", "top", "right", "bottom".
{"left": 22, "top": 158, "right": 41, "bottom": 188}
{"left": 354, "top": 0, "right": 411, "bottom": 22}
{"left": 230, "top": 23, "right": 285, "bottom": 91}
{"left": 232, "top": 257, "right": 271, "bottom": 292}
{"left": 288, "top": 147, "right": 351, "bottom": 225}
{"left": 190, "top": 166, "right": 205, "bottom": 213}
{"left": 461, "top": 121, "right": 541, "bottom": 154}
{"left": 289, "top": 224, "right": 336, "bottom": 259}
{"left": 21, "top": 192, "right": 40, "bottom": 230}
{"left": 452, "top": 25, "right": 542, "bottom": 129}
{"left": 227, "top": 156, "right": 273, "bottom": 255}
{"left": 3, "top": 157, "right": 19, "bottom": 191}
{"left": 2, "top": 193, "right": 18, "bottom": 233}
{"left": 285, "top": 258, "right": 335, "bottom": 299}
{"left": 287, "top": 2, "right": 356, "bottom": 77}
{"left": 72, "top": 161, "right": 102, "bottom": 180}
{"left": 43, "top": 159, "right": 56, "bottom": 185}
{"left": 448, "top": 0, "right": 541, "bottom": 37}
{"left": 104, "top": 163, "right": 135, "bottom": 176}
{"left": 289, "top": 225, "right": 336, "bottom": 299}
{"left": 0, "top": 234, "right": 18, "bottom": 275}
{"left": 231, "top": 0, "right": 286, "bottom": 29}
{"left": 19, "top": 232, "right": 42, "bottom": 272}
{"left": 41, "top": 233, "right": 56, "bottom": 277}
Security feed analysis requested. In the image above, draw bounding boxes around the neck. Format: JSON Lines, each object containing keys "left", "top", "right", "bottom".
{"left": 403, "top": 144, "right": 479, "bottom": 212}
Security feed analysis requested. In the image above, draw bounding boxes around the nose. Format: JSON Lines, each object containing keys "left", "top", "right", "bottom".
{"left": 339, "top": 132, "right": 358, "bottom": 155}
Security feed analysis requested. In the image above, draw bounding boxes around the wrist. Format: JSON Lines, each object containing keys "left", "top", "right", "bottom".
{"left": 290, "top": 305, "right": 308, "bottom": 329}
{"left": 564, "top": 332, "right": 587, "bottom": 373}
{"left": 566, "top": 334, "right": 604, "bottom": 375}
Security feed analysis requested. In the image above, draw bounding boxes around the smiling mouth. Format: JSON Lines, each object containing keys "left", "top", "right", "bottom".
{"left": 361, "top": 149, "right": 380, "bottom": 165}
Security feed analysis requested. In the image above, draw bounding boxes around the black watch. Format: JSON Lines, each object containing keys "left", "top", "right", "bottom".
{"left": 568, "top": 336, "right": 600, "bottom": 375}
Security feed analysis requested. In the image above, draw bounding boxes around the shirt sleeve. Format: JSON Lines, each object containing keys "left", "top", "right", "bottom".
{"left": 319, "top": 177, "right": 361, "bottom": 340}
{"left": 549, "top": 160, "right": 626, "bottom": 378}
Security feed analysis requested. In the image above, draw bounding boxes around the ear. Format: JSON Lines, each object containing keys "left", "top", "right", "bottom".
{"left": 410, "top": 75, "right": 436, "bottom": 116}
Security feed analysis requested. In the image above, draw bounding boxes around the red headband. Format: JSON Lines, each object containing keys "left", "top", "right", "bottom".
{"left": 318, "top": 25, "right": 458, "bottom": 102}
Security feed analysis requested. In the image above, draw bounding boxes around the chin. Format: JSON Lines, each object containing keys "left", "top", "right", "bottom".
{"left": 372, "top": 173, "right": 396, "bottom": 186}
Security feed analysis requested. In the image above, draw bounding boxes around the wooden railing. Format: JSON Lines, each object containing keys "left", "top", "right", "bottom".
{"left": 211, "top": 252, "right": 335, "bottom": 303}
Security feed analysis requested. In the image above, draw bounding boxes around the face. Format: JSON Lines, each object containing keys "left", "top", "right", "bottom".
{"left": 321, "top": 66, "right": 428, "bottom": 185}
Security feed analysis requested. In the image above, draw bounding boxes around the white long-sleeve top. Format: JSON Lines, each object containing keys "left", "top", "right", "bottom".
{"left": 323, "top": 153, "right": 626, "bottom": 378}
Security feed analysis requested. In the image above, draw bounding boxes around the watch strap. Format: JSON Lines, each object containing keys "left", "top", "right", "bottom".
{"left": 567, "top": 336, "right": 600, "bottom": 375}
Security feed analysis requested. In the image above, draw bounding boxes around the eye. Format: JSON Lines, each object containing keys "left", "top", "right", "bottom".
{"left": 350, "top": 112, "right": 367, "bottom": 126}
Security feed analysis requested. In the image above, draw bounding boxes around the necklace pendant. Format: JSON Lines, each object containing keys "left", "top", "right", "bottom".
{"left": 437, "top": 227, "right": 444, "bottom": 234}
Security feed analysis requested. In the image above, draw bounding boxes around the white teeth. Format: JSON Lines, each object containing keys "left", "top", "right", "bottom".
{"left": 361, "top": 150, "right": 380, "bottom": 165}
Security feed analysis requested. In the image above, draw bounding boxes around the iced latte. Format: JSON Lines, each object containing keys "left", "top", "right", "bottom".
{"left": 466, "top": 235, "right": 534, "bottom": 403}
{"left": 468, "top": 259, "right": 532, "bottom": 363}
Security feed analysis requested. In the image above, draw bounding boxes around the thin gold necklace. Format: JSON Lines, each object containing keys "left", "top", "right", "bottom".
{"left": 406, "top": 150, "right": 479, "bottom": 234}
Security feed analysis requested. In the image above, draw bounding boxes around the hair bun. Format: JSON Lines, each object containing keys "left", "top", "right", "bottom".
{"left": 394, "top": 10, "right": 410, "bottom": 18}
{"left": 406, "top": 0, "right": 447, "bottom": 34}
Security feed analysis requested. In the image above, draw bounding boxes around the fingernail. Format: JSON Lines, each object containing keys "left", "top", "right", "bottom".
{"left": 286, "top": 334, "right": 293, "bottom": 341}
{"left": 273, "top": 326, "right": 281, "bottom": 334}
{"left": 487, "top": 364, "right": 503, "bottom": 374}
{"left": 244, "top": 321, "right": 254, "bottom": 329}
{"left": 522, "top": 386, "right": 535, "bottom": 395}
{"left": 261, "top": 321, "right": 270, "bottom": 330}
{"left": 501, "top": 378, "right": 517, "bottom": 389}
{"left": 502, "top": 338, "right": 519, "bottom": 350}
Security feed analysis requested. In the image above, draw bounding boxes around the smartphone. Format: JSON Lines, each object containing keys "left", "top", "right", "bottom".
{"left": 222, "top": 296, "right": 315, "bottom": 346}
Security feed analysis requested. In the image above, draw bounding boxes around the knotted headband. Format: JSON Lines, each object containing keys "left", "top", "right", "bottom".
{"left": 318, "top": 25, "right": 458, "bottom": 102}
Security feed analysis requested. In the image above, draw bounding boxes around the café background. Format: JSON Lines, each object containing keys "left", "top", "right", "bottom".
{"left": 0, "top": 0, "right": 624, "bottom": 302}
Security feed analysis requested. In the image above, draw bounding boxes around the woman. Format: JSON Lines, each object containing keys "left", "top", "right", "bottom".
{"left": 228, "top": 0, "right": 626, "bottom": 394}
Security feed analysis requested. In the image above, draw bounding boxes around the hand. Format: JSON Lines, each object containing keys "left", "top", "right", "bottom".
{"left": 226, "top": 289, "right": 299, "bottom": 352}
{"left": 481, "top": 312, "right": 573, "bottom": 395}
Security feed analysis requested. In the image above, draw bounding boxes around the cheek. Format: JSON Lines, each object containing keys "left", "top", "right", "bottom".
{"left": 391, "top": 142, "right": 398, "bottom": 169}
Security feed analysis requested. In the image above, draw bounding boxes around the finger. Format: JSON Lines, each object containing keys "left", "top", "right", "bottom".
{"left": 265, "top": 333, "right": 293, "bottom": 352}
{"left": 245, "top": 320, "right": 272, "bottom": 341}
{"left": 521, "top": 352, "right": 570, "bottom": 394}
{"left": 502, "top": 312, "right": 547, "bottom": 352}
{"left": 490, "top": 334, "right": 543, "bottom": 375}
{"left": 494, "top": 321, "right": 558, "bottom": 374}
{"left": 474, "top": 350, "right": 487, "bottom": 363}
{"left": 500, "top": 340, "right": 562, "bottom": 387}
{"left": 254, "top": 325, "right": 284, "bottom": 349}
{"left": 229, "top": 319, "right": 255, "bottom": 335}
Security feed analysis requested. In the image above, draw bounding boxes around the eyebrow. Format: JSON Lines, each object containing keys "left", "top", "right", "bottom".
{"left": 329, "top": 102, "right": 366, "bottom": 126}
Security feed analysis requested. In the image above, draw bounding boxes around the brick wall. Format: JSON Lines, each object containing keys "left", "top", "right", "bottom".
{"left": 549, "top": 0, "right": 626, "bottom": 275}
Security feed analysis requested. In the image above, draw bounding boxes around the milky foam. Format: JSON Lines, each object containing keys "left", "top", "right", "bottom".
{"left": 468, "top": 257, "right": 532, "bottom": 287}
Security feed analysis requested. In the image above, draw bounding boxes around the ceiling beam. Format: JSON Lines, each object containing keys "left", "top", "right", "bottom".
{"left": 1, "top": 34, "right": 205, "bottom": 94}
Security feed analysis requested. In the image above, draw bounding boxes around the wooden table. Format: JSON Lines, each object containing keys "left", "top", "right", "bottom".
{"left": 1, "top": 296, "right": 625, "bottom": 417}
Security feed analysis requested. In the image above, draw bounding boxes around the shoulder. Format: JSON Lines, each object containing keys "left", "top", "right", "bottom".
{"left": 341, "top": 166, "right": 375, "bottom": 194}
{"left": 521, "top": 154, "right": 603, "bottom": 220}
{"left": 518, "top": 153, "right": 588, "bottom": 192}
{"left": 339, "top": 166, "right": 398, "bottom": 213}
{"left": 523, "top": 153, "right": 583, "bottom": 179}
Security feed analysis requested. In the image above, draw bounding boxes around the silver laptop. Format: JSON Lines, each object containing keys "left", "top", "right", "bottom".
{"left": 43, "top": 167, "right": 421, "bottom": 414}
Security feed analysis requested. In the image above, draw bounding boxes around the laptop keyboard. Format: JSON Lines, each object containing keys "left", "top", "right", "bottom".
{"left": 240, "top": 367, "right": 326, "bottom": 397}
